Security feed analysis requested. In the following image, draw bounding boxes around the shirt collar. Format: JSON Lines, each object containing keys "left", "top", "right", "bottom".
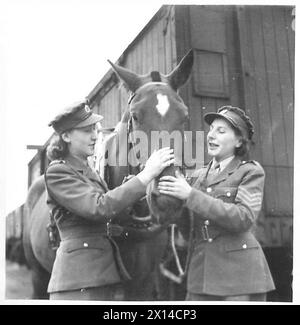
{"left": 212, "top": 155, "right": 235, "bottom": 172}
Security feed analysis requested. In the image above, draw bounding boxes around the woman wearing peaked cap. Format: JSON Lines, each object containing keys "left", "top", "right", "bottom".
{"left": 158, "top": 105, "right": 275, "bottom": 301}
{"left": 45, "top": 98, "right": 175, "bottom": 300}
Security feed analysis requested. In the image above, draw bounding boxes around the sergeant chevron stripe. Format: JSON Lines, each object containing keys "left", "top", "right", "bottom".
{"left": 235, "top": 187, "right": 262, "bottom": 211}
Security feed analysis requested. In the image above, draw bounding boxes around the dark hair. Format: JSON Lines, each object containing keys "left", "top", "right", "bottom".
{"left": 235, "top": 137, "right": 250, "bottom": 157}
{"left": 46, "top": 133, "right": 69, "bottom": 161}
{"left": 233, "top": 128, "right": 250, "bottom": 157}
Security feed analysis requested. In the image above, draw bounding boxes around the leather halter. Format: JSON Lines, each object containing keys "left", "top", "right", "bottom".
{"left": 126, "top": 74, "right": 188, "bottom": 177}
{"left": 127, "top": 106, "right": 144, "bottom": 176}
{"left": 125, "top": 81, "right": 193, "bottom": 283}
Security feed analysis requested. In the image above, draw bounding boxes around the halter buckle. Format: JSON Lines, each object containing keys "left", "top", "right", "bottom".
{"left": 106, "top": 220, "right": 112, "bottom": 237}
{"left": 201, "top": 225, "right": 211, "bottom": 242}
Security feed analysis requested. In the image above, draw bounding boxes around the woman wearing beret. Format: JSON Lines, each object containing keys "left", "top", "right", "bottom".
{"left": 158, "top": 105, "right": 275, "bottom": 301}
{"left": 45, "top": 99, "right": 174, "bottom": 300}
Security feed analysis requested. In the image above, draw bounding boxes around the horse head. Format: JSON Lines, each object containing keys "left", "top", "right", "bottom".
{"left": 108, "top": 50, "right": 194, "bottom": 226}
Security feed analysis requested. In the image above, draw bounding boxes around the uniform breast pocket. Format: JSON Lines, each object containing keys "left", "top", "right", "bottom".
{"left": 214, "top": 187, "right": 237, "bottom": 203}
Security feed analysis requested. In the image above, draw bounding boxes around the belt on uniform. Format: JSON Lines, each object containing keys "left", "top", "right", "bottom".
{"left": 59, "top": 219, "right": 166, "bottom": 242}
{"left": 59, "top": 222, "right": 126, "bottom": 241}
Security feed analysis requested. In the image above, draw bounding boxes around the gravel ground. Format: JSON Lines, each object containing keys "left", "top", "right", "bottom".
{"left": 5, "top": 260, "right": 33, "bottom": 300}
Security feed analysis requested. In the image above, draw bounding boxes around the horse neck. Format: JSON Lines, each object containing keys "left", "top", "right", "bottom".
{"left": 102, "top": 110, "right": 139, "bottom": 189}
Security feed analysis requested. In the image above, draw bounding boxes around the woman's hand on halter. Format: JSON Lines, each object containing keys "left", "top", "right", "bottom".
{"left": 137, "top": 147, "right": 175, "bottom": 185}
{"left": 158, "top": 170, "right": 192, "bottom": 200}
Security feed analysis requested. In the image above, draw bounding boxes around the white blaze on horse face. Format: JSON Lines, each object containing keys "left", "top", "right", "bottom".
{"left": 156, "top": 93, "right": 169, "bottom": 116}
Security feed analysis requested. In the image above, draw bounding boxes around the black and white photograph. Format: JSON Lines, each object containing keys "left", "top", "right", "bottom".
{"left": 1, "top": 0, "right": 297, "bottom": 306}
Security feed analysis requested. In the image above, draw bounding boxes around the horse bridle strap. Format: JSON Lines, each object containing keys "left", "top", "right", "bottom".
{"left": 127, "top": 110, "right": 144, "bottom": 175}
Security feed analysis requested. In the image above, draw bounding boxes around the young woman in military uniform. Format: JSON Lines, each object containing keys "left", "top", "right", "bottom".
{"left": 158, "top": 106, "right": 275, "bottom": 301}
{"left": 45, "top": 99, "right": 175, "bottom": 300}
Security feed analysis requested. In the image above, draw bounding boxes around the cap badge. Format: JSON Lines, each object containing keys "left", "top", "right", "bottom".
{"left": 220, "top": 109, "right": 228, "bottom": 115}
{"left": 84, "top": 105, "right": 91, "bottom": 113}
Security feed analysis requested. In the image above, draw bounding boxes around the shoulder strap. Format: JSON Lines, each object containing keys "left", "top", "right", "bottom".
{"left": 49, "top": 159, "right": 66, "bottom": 166}
{"left": 239, "top": 159, "right": 260, "bottom": 168}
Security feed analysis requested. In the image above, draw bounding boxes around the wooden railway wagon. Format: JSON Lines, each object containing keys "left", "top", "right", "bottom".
{"left": 6, "top": 204, "right": 26, "bottom": 264}
{"left": 6, "top": 205, "right": 24, "bottom": 240}
{"left": 87, "top": 5, "right": 294, "bottom": 301}
{"left": 5, "top": 139, "right": 53, "bottom": 264}
{"left": 24, "top": 5, "right": 294, "bottom": 301}
{"left": 27, "top": 140, "right": 52, "bottom": 188}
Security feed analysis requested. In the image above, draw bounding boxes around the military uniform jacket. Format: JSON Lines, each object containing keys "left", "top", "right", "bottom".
{"left": 185, "top": 157, "right": 275, "bottom": 296}
{"left": 45, "top": 155, "right": 147, "bottom": 293}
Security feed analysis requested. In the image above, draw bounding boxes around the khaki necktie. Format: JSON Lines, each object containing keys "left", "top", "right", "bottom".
{"left": 207, "top": 163, "right": 220, "bottom": 183}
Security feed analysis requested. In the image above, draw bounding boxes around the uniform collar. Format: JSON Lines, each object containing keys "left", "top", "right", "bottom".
{"left": 212, "top": 155, "right": 235, "bottom": 173}
{"left": 64, "top": 154, "right": 89, "bottom": 173}
{"left": 206, "top": 156, "right": 241, "bottom": 186}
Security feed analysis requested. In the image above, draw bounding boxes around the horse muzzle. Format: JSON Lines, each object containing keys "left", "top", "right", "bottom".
{"left": 146, "top": 166, "right": 184, "bottom": 225}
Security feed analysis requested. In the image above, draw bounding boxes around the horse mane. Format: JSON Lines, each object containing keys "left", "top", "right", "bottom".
{"left": 99, "top": 110, "right": 131, "bottom": 188}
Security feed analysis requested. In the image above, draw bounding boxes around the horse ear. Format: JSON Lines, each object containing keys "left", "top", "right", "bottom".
{"left": 107, "top": 60, "right": 142, "bottom": 93}
{"left": 166, "top": 49, "right": 194, "bottom": 91}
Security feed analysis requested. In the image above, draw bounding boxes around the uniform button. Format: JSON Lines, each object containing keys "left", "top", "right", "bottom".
{"left": 226, "top": 191, "right": 231, "bottom": 197}
{"left": 206, "top": 187, "right": 212, "bottom": 193}
{"left": 83, "top": 242, "right": 89, "bottom": 247}
{"left": 208, "top": 238, "right": 213, "bottom": 243}
{"left": 80, "top": 288, "right": 86, "bottom": 292}
{"left": 204, "top": 220, "right": 210, "bottom": 226}
{"left": 242, "top": 244, "right": 247, "bottom": 249}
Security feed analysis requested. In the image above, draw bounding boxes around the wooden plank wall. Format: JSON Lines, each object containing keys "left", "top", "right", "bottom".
{"left": 94, "top": 6, "right": 178, "bottom": 128}
{"left": 237, "top": 6, "right": 294, "bottom": 246}
{"left": 175, "top": 5, "right": 294, "bottom": 246}
{"left": 91, "top": 5, "right": 294, "bottom": 247}
{"left": 175, "top": 6, "right": 245, "bottom": 167}
{"left": 99, "top": 86, "right": 122, "bottom": 128}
